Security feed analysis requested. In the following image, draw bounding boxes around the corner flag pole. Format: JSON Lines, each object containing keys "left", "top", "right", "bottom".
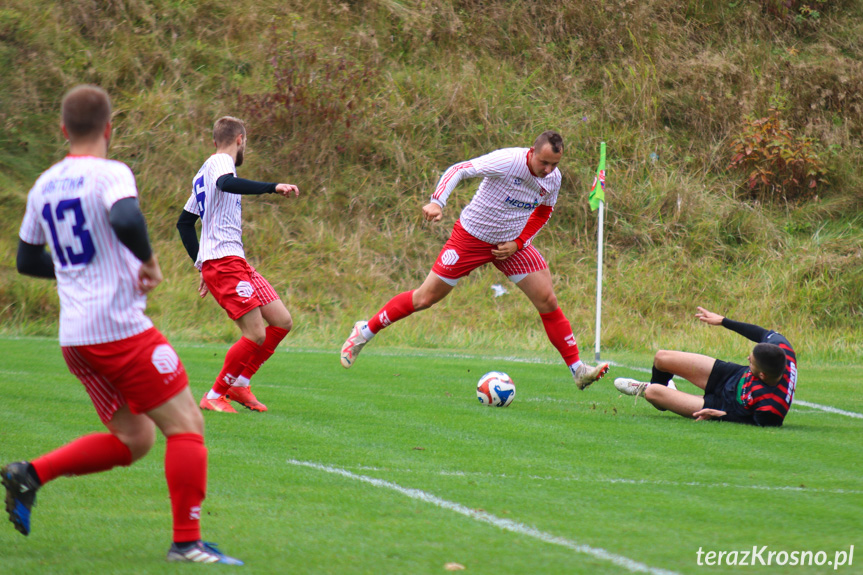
{"left": 595, "top": 196, "right": 604, "bottom": 362}
{"left": 588, "top": 142, "right": 607, "bottom": 362}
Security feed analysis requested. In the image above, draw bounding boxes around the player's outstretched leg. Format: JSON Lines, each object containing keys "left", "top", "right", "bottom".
{"left": 340, "top": 320, "right": 370, "bottom": 368}
{"left": 166, "top": 541, "right": 244, "bottom": 565}
{"left": 571, "top": 361, "right": 610, "bottom": 390}
{"left": 2, "top": 461, "right": 41, "bottom": 536}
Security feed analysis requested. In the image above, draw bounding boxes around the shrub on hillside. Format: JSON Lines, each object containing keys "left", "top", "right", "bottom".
{"left": 238, "top": 33, "right": 379, "bottom": 173}
{"left": 728, "top": 106, "right": 827, "bottom": 201}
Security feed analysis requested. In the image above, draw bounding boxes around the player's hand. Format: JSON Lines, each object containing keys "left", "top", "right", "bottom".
{"left": 695, "top": 306, "right": 724, "bottom": 326}
{"left": 197, "top": 273, "right": 209, "bottom": 299}
{"left": 422, "top": 202, "right": 443, "bottom": 222}
{"left": 492, "top": 241, "right": 518, "bottom": 261}
{"left": 693, "top": 408, "right": 727, "bottom": 421}
{"left": 275, "top": 183, "right": 299, "bottom": 197}
{"left": 138, "top": 256, "right": 163, "bottom": 294}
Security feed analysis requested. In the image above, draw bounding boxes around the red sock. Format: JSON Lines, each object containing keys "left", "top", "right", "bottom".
{"left": 165, "top": 433, "right": 207, "bottom": 543}
{"left": 367, "top": 290, "right": 416, "bottom": 334}
{"left": 540, "top": 307, "right": 580, "bottom": 365}
{"left": 213, "top": 337, "right": 260, "bottom": 394}
{"left": 239, "top": 326, "right": 289, "bottom": 380}
{"left": 30, "top": 433, "right": 132, "bottom": 484}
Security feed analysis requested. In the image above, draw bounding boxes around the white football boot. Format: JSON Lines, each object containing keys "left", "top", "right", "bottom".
{"left": 340, "top": 321, "right": 369, "bottom": 368}
{"left": 572, "top": 361, "right": 610, "bottom": 390}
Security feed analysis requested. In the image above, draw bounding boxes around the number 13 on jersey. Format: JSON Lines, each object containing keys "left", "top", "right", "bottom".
{"left": 41, "top": 197, "right": 95, "bottom": 267}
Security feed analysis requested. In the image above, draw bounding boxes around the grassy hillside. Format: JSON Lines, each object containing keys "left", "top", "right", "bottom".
{"left": 2, "top": 0, "right": 862, "bottom": 361}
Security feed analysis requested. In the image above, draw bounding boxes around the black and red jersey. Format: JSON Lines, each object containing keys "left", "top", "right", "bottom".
{"left": 716, "top": 320, "right": 797, "bottom": 427}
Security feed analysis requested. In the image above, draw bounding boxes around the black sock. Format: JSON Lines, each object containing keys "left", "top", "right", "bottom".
{"left": 26, "top": 463, "right": 42, "bottom": 487}
{"left": 174, "top": 540, "right": 199, "bottom": 550}
{"left": 651, "top": 365, "right": 673, "bottom": 386}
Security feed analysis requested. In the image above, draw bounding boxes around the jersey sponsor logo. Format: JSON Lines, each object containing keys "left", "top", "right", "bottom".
{"left": 504, "top": 196, "right": 539, "bottom": 210}
{"left": 379, "top": 310, "right": 392, "bottom": 328}
{"left": 236, "top": 281, "right": 255, "bottom": 298}
{"left": 151, "top": 344, "right": 180, "bottom": 375}
{"left": 441, "top": 249, "right": 460, "bottom": 266}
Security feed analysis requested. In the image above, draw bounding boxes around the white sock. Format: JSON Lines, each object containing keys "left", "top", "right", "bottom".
{"left": 360, "top": 323, "right": 375, "bottom": 341}
{"left": 568, "top": 360, "right": 584, "bottom": 376}
{"left": 233, "top": 375, "right": 251, "bottom": 388}
{"left": 206, "top": 389, "right": 221, "bottom": 400}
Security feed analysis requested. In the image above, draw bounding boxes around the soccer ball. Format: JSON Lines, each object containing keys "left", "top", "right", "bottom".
{"left": 477, "top": 371, "right": 516, "bottom": 407}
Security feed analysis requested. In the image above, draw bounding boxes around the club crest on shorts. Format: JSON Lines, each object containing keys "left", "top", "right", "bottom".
{"left": 236, "top": 281, "right": 255, "bottom": 298}
{"left": 151, "top": 344, "right": 180, "bottom": 375}
{"left": 441, "top": 249, "right": 460, "bottom": 266}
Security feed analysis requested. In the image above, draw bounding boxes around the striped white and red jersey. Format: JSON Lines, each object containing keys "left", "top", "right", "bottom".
{"left": 430, "top": 147, "right": 561, "bottom": 245}
{"left": 183, "top": 153, "right": 243, "bottom": 268}
{"left": 19, "top": 156, "right": 153, "bottom": 346}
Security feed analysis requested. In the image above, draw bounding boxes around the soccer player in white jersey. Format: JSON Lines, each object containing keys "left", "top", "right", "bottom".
{"left": 177, "top": 116, "right": 299, "bottom": 413}
{"left": 2, "top": 85, "right": 242, "bottom": 564}
{"left": 341, "top": 131, "right": 610, "bottom": 389}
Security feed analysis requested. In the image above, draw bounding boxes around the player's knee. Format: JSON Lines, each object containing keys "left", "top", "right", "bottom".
{"left": 644, "top": 384, "right": 662, "bottom": 402}
{"left": 413, "top": 291, "right": 439, "bottom": 311}
{"left": 537, "top": 292, "right": 558, "bottom": 313}
{"left": 120, "top": 427, "right": 157, "bottom": 462}
{"left": 653, "top": 350, "right": 673, "bottom": 370}
{"left": 277, "top": 314, "right": 293, "bottom": 333}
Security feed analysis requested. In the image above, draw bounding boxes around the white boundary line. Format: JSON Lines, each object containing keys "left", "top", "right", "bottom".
{"left": 792, "top": 400, "right": 863, "bottom": 419}
{"left": 288, "top": 459, "right": 681, "bottom": 575}
{"left": 340, "top": 464, "right": 863, "bottom": 496}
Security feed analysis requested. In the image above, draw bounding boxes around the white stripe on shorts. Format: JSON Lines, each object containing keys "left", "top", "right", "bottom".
{"left": 63, "top": 347, "right": 125, "bottom": 424}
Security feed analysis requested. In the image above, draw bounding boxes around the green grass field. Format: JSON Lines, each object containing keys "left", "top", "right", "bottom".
{"left": 1, "top": 336, "right": 861, "bottom": 575}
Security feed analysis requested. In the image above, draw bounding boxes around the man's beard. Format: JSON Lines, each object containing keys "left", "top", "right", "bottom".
{"left": 235, "top": 147, "right": 244, "bottom": 167}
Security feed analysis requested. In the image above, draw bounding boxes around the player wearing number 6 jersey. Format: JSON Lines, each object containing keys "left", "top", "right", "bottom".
{"left": 176, "top": 116, "right": 299, "bottom": 413}
{"left": 340, "top": 131, "right": 609, "bottom": 389}
{"left": 613, "top": 307, "right": 797, "bottom": 427}
{"left": 4, "top": 85, "right": 241, "bottom": 564}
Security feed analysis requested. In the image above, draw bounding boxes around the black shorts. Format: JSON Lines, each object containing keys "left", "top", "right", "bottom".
{"left": 703, "top": 359, "right": 746, "bottom": 410}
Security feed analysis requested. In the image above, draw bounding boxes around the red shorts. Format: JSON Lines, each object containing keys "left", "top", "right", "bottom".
{"left": 201, "top": 256, "right": 280, "bottom": 320}
{"left": 61, "top": 327, "right": 189, "bottom": 424}
{"left": 431, "top": 220, "right": 548, "bottom": 284}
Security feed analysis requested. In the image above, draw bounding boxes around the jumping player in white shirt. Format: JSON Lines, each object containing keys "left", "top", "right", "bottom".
{"left": 341, "top": 131, "right": 609, "bottom": 389}
{"left": 2, "top": 85, "right": 242, "bottom": 564}
{"left": 177, "top": 116, "right": 298, "bottom": 413}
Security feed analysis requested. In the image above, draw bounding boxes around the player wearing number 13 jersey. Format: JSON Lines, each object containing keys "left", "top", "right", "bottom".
{"left": 177, "top": 116, "right": 299, "bottom": 414}
{"left": 5, "top": 85, "right": 242, "bottom": 564}
{"left": 340, "top": 131, "right": 609, "bottom": 389}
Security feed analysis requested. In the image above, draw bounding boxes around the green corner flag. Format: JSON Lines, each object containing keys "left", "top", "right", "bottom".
{"left": 588, "top": 142, "right": 606, "bottom": 211}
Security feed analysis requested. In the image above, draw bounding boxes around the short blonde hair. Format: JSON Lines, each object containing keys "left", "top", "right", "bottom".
{"left": 213, "top": 116, "right": 246, "bottom": 147}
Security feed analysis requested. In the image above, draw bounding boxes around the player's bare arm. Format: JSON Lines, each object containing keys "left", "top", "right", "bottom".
{"left": 491, "top": 241, "right": 518, "bottom": 261}
{"left": 693, "top": 408, "right": 727, "bottom": 421}
{"left": 422, "top": 202, "right": 443, "bottom": 222}
{"left": 197, "top": 273, "right": 209, "bottom": 299}
{"left": 695, "top": 306, "right": 724, "bottom": 326}
{"left": 275, "top": 183, "right": 299, "bottom": 197}
{"left": 138, "top": 255, "right": 163, "bottom": 294}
